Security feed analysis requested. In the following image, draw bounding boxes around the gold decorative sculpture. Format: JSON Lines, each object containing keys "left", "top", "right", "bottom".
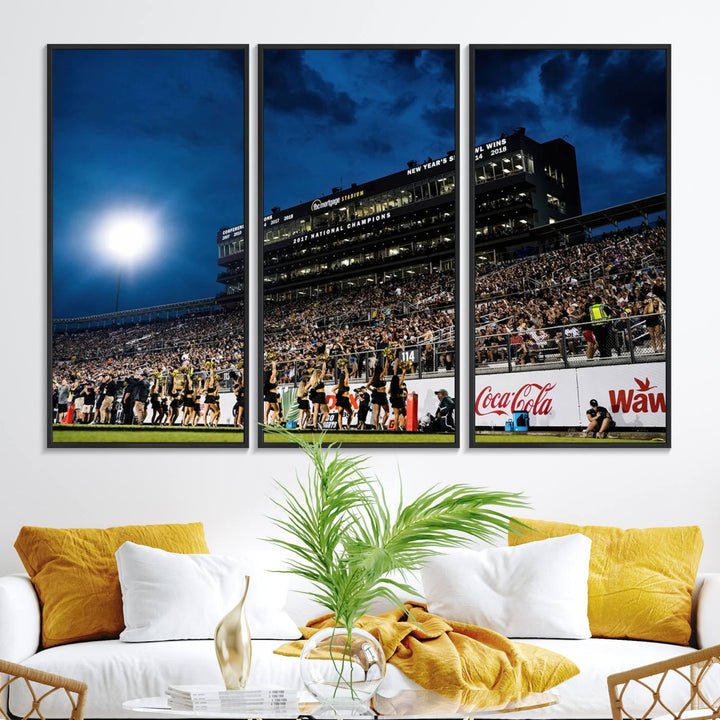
{"left": 214, "top": 575, "right": 251, "bottom": 690}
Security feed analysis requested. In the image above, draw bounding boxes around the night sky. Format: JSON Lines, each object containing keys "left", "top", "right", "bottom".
{"left": 52, "top": 47, "right": 665, "bottom": 318}
{"left": 475, "top": 48, "right": 667, "bottom": 214}
{"left": 52, "top": 48, "right": 245, "bottom": 318}
{"left": 262, "top": 48, "right": 456, "bottom": 213}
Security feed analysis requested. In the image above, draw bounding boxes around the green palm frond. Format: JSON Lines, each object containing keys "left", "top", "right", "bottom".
{"left": 264, "top": 425, "right": 530, "bottom": 630}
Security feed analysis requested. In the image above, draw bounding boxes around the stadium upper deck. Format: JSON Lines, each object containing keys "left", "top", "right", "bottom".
{"left": 261, "top": 151, "right": 457, "bottom": 301}
{"left": 474, "top": 128, "right": 582, "bottom": 255}
{"left": 216, "top": 223, "right": 244, "bottom": 307}
{"left": 253, "top": 131, "right": 585, "bottom": 302}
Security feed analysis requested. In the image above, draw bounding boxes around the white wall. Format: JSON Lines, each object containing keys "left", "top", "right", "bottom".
{"left": 1, "top": 1, "right": 718, "bottom": 578}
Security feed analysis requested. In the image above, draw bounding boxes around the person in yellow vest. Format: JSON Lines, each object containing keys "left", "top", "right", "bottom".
{"left": 586, "top": 295, "right": 614, "bottom": 357}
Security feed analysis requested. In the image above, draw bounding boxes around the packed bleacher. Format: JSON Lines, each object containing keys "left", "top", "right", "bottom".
{"left": 474, "top": 222, "right": 666, "bottom": 366}
{"left": 52, "top": 311, "right": 244, "bottom": 386}
{"left": 264, "top": 270, "right": 456, "bottom": 382}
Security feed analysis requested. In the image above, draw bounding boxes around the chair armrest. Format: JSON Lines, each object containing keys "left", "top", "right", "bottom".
{"left": 696, "top": 572, "right": 720, "bottom": 648}
{"left": 0, "top": 574, "right": 41, "bottom": 661}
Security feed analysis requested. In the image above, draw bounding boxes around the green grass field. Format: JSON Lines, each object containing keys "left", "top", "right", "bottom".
{"left": 263, "top": 431, "right": 455, "bottom": 444}
{"left": 53, "top": 425, "right": 244, "bottom": 444}
{"left": 474, "top": 432, "right": 665, "bottom": 444}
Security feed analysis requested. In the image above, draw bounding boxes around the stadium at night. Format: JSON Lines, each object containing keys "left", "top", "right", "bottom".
{"left": 261, "top": 149, "right": 458, "bottom": 441}
{"left": 471, "top": 130, "right": 667, "bottom": 444}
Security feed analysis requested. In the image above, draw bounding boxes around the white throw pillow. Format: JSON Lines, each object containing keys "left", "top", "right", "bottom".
{"left": 421, "top": 534, "right": 592, "bottom": 639}
{"left": 116, "top": 541, "right": 301, "bottom": 642}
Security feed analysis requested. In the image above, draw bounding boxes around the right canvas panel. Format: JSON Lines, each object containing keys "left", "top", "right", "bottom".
{"left": 470, "top": 46, "right": 669, "bottom": 447}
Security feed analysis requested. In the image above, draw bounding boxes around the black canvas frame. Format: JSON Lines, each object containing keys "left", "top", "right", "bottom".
{"left": 468, "top": 44, "right": 671, "bottom": 449}
{"left": 47, "top": 44, "right": 250, "bottom": 448}
{"left": 258, "top": 44, "right": 460, "bottom": 449}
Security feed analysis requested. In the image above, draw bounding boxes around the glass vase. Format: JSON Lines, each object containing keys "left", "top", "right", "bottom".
{"left": 214, "top": 575, "right": 251, "bottom": 690}
{"left": 299, "top": 626, "right": 386, "bottom": 717}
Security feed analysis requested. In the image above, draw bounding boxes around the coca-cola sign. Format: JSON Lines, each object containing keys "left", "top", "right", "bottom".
{"left": 475, "top": 382, "right": 556, "bottom": 417}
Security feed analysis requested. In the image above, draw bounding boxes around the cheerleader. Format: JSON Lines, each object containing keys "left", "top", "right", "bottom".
{"left": 231, "top": 368, "right": 244, "bottom": 428}
{"left": 296, "top": 374, "right": 311, "bottom": 430}
{"left": 167, "top": 370, "right": 185, "bottom": 426}
{"left": 192, "top": 377, "right": 202, "bottom": 427}
{"left": 203, "top": 369, "right": 221, "bottom": 427}
{"left": 369, "top": 356, "right": 390, "bottom": 430}
{"left": 388, "top": 361, "right": 408, "bottom": 431}
{"left": 400, "top": 376, "right": 409, "bottom": 429}
{"left": 263, "top": 360, "right": 280, "bottom": 425}
{"left": 181, "top": 373, "right": 195, "bottom": 426}
{"left": 159, "top": 392, "right": 169, "bottom": 426}
{"left": 308, "top": 361, "right": 329, "bottom": 430}
{"left": 150, "top": 375, "right": 165, "bottom": 425}
{"left": 332, "top": 365, "right": 353, "bottom": 430}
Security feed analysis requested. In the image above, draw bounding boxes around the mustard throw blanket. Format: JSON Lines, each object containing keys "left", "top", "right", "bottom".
{"left": 275, "top": 603, "right": 579, "bottom": 710}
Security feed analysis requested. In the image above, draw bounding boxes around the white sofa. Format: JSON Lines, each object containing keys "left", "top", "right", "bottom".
{"left": 1, "top": 568, "right": 719, "bottom": 720}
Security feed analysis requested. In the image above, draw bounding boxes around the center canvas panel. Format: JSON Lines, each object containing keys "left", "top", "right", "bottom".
{"left": 259, "top": 46, "right": 459, "bottom": 447}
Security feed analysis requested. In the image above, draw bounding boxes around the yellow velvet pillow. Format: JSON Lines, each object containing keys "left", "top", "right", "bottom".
{"left": 509, "top": 519, "right": 703, "bottom": 645}
{"left": 15, "top": 522, "right": 209, "bottom": 648}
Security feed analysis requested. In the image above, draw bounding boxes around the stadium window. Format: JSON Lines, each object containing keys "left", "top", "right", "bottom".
{"left": 314, "top": 213, "right": 330, "bottom": 229}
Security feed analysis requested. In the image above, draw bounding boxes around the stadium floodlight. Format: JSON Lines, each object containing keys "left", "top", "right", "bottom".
{"left": 100, "top": 211, "right": 157, "bottom": 313}
{"left": 103, "top": 213, "right": 155, "bottom": 263}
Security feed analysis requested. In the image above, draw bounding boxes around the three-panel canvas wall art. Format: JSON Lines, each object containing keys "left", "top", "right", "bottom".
{"left": 48, "top": 45, "right": 668, "bottom": 448}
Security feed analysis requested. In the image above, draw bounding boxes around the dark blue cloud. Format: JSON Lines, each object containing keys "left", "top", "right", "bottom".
{"left": 263, "top": 50, "right": 357, "bottom": 125}
{"left": 52, "top": 48, "right": 245, "bottom": 318}
{"left": 422, "top": 106, "right": 456, "bottom": 139}
{"left": 262, "top": 48, "right": 456, "bottom": 212}
{"left": 574, "top": 50, "right": 666, "bottom": 157}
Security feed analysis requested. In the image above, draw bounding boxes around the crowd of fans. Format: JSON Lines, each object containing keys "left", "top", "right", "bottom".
{"left": 264, "top": 270, "right": 456, "bottom": 384}
{"left": 51, "top": 219, "right": 666, "bottom": 426}
{"left": 474, "top": 222, "right": 667, "bottom": 366}
{"left": 51, "top": 310, "right": 244, "bottom": 426}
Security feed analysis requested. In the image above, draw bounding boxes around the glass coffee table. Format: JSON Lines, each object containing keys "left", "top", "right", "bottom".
{"left": 124, "top": 688, "right": 558, "bottom": 719}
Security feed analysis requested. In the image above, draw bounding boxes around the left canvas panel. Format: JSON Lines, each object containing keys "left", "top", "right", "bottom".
{"left": 48, "top": 46, "right": 249, "bottom": 447}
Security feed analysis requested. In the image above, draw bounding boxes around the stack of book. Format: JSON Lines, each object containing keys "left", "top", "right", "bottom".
{"left": 165, "top": 685, "right": 299, "bottom": 715}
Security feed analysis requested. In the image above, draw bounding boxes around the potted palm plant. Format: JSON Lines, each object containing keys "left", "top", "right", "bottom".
{"left": 265, "top": 429, "right": 528, "bottom": 713}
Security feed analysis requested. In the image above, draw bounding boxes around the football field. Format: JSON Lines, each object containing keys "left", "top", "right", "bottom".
{"left": 262, "top": 430, "right": 455, "bottom": 445}
{"left": 474, "top": 432, "right": 665, "bottom": 444}
{"left": 52, "top": 425, "right": 244, "bottom": 444}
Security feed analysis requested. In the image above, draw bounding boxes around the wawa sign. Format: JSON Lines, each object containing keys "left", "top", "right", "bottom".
{"left": 576, "top": 363, "right": 666, "bottom": 427}
{"left": 475, "top": 362, "right": 666, "bottom": 428}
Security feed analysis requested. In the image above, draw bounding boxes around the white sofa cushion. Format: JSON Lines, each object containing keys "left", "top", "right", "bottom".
{"left": 0, "top": 574, "right": 41, "bottom": 662}
{"left": 11, "top": 637, "right": 711, "bottom": 719}
{"left": 696, "top": 573, "right": 720, "bottom": 648}
{"left": 421, "top": 535, "right": 592, "bottom": 639}
{"left": 116, "top": 542, "right": 300, "bottom": 642}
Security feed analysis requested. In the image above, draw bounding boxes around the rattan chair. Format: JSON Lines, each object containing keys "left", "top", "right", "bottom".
{"left": 608, "top": 644, "right": 720, "bottom": 720}
{"left": 0, "top": 660, "right": 87, "bottom": 720}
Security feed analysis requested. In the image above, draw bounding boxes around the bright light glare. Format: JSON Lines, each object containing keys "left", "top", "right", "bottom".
{"left": 102, "top": 213, "right": 155, "bottom": 263}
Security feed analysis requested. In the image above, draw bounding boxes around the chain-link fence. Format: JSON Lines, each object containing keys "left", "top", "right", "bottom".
{"left": 475, "top": 313, "right": 665, "bottom": 374}
{"left": 266, "top": 333, "right": 456, "bottom": 387}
